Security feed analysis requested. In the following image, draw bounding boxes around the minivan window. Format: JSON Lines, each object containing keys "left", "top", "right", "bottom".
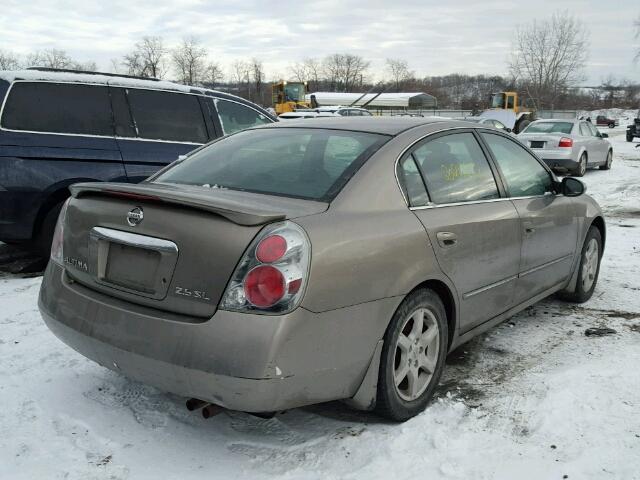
{"left": 411, "top": 132, "right": 500, "bottom": 204}
{"left": 2, "top": 82, "right": 112, "bottom": 136}
{"left": 215, "top": 99, "right": 271, "bottom": 135}
{"left": 482, "top": 133, "right": 552, "bottom": 197}
{"left": 154, "top": 128, "right": 388, "bottom": 201}
{"left": 127, "top": 89, "right": 208, "bottom": 143}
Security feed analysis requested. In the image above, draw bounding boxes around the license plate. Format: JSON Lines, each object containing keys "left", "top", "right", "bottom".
{"left": 105, "top": 243, "right": 161, "bottom": 294}
{"left": 530, "top": 141, "right": 545, "bottom": 149}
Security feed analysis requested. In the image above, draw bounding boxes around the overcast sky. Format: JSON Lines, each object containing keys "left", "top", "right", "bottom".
{"left": 1, "top": 0, "right": 638, "bottom": 84}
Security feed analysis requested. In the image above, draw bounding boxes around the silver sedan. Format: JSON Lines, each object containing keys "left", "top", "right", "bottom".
{"left": 518, "top": 119, "right": 613, "bottom": 176}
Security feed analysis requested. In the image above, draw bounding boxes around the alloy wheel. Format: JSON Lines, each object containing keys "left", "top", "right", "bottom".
{"left": 581, "top": 238, "right": 599, "bottom": 292}
{"left": 393, "top": 308, "right": 440, "bottom": 401}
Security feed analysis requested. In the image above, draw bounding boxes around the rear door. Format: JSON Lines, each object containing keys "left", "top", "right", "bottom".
{"left": 480, "top": 132, "right": 578, "bottom": 303}
{"left": 111, "top": 87, "right": 212, "bottom": 182}
{"left": 587, "top": 122, "right": 609, "bottom": 164}
{"left": 400, "top": 130, "right": 521, "bottom": 333}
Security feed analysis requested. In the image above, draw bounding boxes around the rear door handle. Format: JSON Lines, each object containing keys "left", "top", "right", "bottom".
{"left": 523, "top": 222, "right": 536, "bottom": 236}
{"left": 436, "top": 231, "right": 458, "bottom": 248}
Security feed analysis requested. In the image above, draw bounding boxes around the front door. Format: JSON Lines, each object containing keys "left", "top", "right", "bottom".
{"left": 480, "top": 132, "right": 579, "bottom": 303}
{"left": 398, "top": 131, "right": 522, "bottom": 333}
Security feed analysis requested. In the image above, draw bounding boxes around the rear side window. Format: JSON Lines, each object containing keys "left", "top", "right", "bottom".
{"left": 127, "top": 89, "right": 208, "bottom": 143}
{"left": 482, "top": 133, "right": 552, "bottom": 197}
{"left": 215, "top": 98, "right": 270, "bottom": 135}
{"left": 398, "top": 155, "right": 429, "bottom": 206}
{"left": 410, "top": 132, "right": 499, "bottom": 204}
{"left": 154, "top": 128, "right": 388, "bottom": 201}
{"left": 2, "top": 82, "right": 112, "bottom": 135}
{"left": 579, "top": 123, "right": 592, "bottom": 136}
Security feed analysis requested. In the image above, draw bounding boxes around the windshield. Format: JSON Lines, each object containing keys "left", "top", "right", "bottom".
{"left": 523, "top": 122, "right": 574, "bottom": 134}
{"left": 154, "top": 128, "right": 389, "bottom": 201}
{"left": 283, "top": 83, "right": 305, "bottom": 102}
{"left": 490, "top": 93, "right": 505, "bottom": 109}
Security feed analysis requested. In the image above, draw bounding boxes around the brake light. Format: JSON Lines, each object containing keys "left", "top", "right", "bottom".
{"left": 220, "top": 221, "right": 311, "bottom": 314}
{"left": 50, "top": 198, "right": 71, "bottom": 266}
{"left": 558, "top": 137, "right": 573, "bottom": 148}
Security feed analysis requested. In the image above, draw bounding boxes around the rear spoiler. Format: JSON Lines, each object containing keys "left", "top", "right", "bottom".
{"left": 69, "top": 182, "right": 290, "bottom": 226}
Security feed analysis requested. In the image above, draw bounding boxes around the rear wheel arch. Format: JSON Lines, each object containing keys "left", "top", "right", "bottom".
{"left": 409, "top": 279, "right": 457, "bottom": 351}
{"left": 590, "top": 216, "right": 606, "bottom": 251}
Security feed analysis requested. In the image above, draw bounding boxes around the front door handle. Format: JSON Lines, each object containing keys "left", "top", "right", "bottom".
{"left": 436, "top": 231, "right": 458, "bottom": 248}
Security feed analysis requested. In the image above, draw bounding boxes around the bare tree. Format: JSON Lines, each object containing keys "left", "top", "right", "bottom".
{"left": 251, "top": 58, "right": 265, "bottom": 102}
{"left": 322, "top": 53, "right": 369, "bottom": 91}
{"left": 123, "top": 36, "right": 166, "bottom": 78}
{"left": 172, "top": 37, "right": 207, "bottom": 85}
{"left": 203, "top": 62, "right": 224, "bottom": 88}
{"left": 385, "top": 58, "right": 414, "bottom": 90}
{"left": 26, "top": 49, "right": 73, "bottom": 69}
{"left": 509, "top": 12, "right": 589, "bottom": 109}
{"left": 0, "top": 49, "right": 21, "bottom": 70}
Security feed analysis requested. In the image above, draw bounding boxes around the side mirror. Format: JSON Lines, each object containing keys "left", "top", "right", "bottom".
{"left": 561, "top": 177, "right": 585, "bottom": 197}
{"left": 601, "top": 133, "right": 609, "bottom": 138}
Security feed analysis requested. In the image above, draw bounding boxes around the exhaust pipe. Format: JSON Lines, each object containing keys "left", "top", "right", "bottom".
{"left": 202, "top": 403, "right": 223, "bottom": 419}
{"left": 185, "top": 398, "right": 208, "bottom": 411}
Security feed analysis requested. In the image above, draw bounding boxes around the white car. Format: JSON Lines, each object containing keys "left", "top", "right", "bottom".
{"left": 279, "top": 106, "right": 372, "bottom": 120}
{"left": 517, "top": 119, "right": 613, "bottom": 177}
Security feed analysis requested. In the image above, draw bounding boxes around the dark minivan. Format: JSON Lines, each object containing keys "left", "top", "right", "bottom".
{"left": 0, "top": 68, "right": 275, "bottom": 253}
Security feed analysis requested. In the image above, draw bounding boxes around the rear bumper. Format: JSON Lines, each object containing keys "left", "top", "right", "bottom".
{"left": 39, "top": 262, "right": 400, "bottom": 412}
{"left": 535, "top": 150, "right": 579, "bottom": 171}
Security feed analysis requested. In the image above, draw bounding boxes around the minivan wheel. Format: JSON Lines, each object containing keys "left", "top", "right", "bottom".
{"left": 599, "top": 150, "right": 613, "bottom": 170}
{"left": 376, "top": 289, "right": 448, "bottom": 422}
{"left": 559, "top": 226, "right": 602, "bottom": 303}
{"left": 31, "top": 200, "right": 65, "bottom": 258}
{"left": 573, "top": 153, "right": 587, "bottom": 177}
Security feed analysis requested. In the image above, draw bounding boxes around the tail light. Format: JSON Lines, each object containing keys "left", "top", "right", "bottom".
{"left": 558, "top": 137, "right": 573, "bottom": 148}
{"left": 50, "top": 198, "right": 71, "bottom": 266}
{"left": 220, "top": 221, "right": 310, "bottom": 314}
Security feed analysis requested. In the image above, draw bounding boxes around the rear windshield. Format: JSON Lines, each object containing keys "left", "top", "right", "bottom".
{"left": 153, "top": 128, "right": 389, "bottom": 201}
{"left": 523, "top": 122, "right": 574, "bottom": 134}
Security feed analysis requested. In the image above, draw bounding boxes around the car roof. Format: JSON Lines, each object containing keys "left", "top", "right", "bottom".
{"left": 259, "top": 116, "right": 467, "bottom": 136}
{"left": 530, "top": 119, "right": 579, "bottom": 124}
{"left": 0, "top": 68, "right": 274, "bottom": 118}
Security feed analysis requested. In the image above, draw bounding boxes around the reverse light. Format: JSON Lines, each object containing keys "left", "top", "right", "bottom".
{"left": 50, "top": 198, "right": 71, "bottom": 266}
{"left": 558, "top": 137, "right": 573, "bottom": 148}
{"left": 220, "top": 221, "right": 311, "bottom": 314}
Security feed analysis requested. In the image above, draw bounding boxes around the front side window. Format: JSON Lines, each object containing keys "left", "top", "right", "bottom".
{"left": 587, "top": 123, "right": 601, "bottom": 137}
{"left": 154, "top": 128, "right": 388, "bottom": 201}
{"left": 215, "top": 99, "right": 271, "bottom": 135}
{"left": 482, "top": 133, "right": 552, "bottom": 197}
{"left": 411, "top": 132, "right": 499, "bottom": 204}
{"left": 2, "top": 82, "right": 112, "bottom": 136}
{"left": 127, "top": 89, "right": 208, "bottom": 143}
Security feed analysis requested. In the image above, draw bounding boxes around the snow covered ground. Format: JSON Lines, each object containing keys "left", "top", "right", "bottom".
{"left": 1, "top": 127, "right": 639, "bottom": 480}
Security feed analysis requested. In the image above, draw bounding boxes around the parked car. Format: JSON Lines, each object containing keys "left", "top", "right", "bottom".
{"left": 595, "top": 115, "right": 619, "bottom": 128}
{"left": 278, "top": 106, "right": 372, "bottom": 119}
{"left": 626, "top": 110, "right": 640, "bottom": 142}
{"left": 0, "top": 68, "right": 276, "bottom": 254}
{"left": 461, "top": 116, "right": 512, "bottom": 132}
{"left": 39, "top": 117, "right": 605, "bottom": 422}
{"left": 518, "top": 119, "right": 613, "bottom": 176}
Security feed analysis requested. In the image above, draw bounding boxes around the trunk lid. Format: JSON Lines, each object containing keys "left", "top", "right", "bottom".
{"left": 62, "top": 182, "right": 327, "bottom": 318}
{"left": 519, "top": 134, "right": 566, "bottom": 151}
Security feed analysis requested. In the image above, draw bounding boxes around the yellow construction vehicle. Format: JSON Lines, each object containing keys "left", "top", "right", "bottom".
{"left": 482, "top": 91, "right": 536, "bottom": 133}
{"left": 272, "top": 81, "right": 310, "bottom": 115}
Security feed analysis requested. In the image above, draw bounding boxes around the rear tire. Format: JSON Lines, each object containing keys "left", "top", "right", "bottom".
{"left": 599, "top": 150, "right": 613, "bottom": 170}
{"left": 608, "top": 123, "right": 615, "bottom": 129}
{"left": 559, "top": 226, "right": 602, "bottom": 303}
{"left": 30, "top": 201, "right": 65, "bottom": 258}
{"left": 626, "top": 131, "right": 634, "bottom": 142}
{"left": 573, "top": 153, "right": 587, "bottom": 177}
{"left": 375, "top": 289, "right": 448, "bottom": 422}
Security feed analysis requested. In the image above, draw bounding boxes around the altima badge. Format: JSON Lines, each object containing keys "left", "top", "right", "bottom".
{"left": 127, "top": 207, "right": 144, "bottom": 226}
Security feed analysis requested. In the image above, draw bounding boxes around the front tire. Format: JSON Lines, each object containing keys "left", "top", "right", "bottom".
{"left": 375, "top": 289, "right": 448, "bottom": 421}
{"left": 560, "top": 226, "right": 602, "bottom": 303}
{"left": 599, "top": 150, "right": 613, "bottom": 170}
